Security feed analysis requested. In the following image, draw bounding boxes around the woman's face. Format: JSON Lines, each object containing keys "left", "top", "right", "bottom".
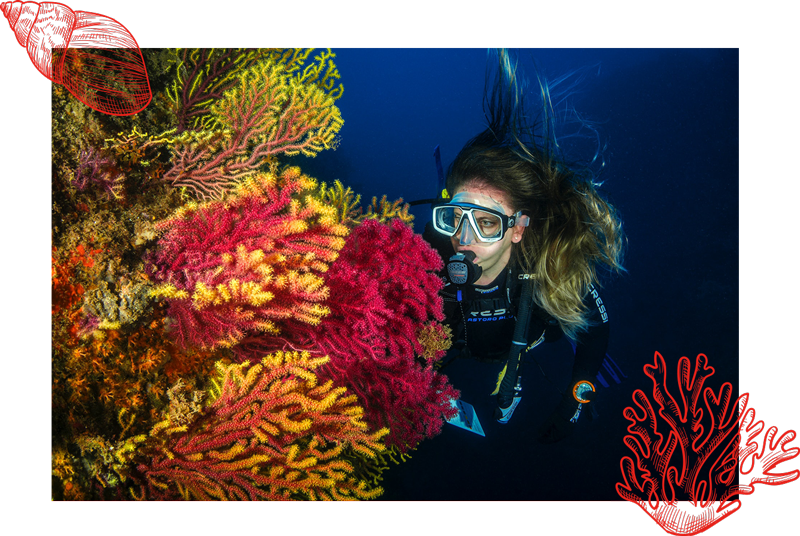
{"left": 450, "top": 182, "right": 525, "bottom": 285}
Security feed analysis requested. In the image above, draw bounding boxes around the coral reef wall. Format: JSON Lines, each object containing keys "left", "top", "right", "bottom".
{"left": 51, "top": 48, "right": 456, "bottom": 500}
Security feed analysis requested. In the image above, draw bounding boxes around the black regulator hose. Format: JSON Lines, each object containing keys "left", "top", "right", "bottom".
{"left": 495, "top": 279, "right": 533, "bottom": 422}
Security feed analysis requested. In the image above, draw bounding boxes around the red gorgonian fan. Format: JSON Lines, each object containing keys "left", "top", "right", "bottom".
{"left": 146, "top": 167, "right": 348, "bottom": 351}
{"left": 235, "top": 218, "right": 459, "bottom": 452}
{"left": 616, "top": 352, "right": 799, "bottom": 535}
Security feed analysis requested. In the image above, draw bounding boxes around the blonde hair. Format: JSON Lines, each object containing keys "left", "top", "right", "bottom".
{"left": 446, "top": 51, "right": 626, "bottom": 341}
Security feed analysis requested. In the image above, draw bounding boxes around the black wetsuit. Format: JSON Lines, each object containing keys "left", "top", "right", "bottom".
{"left": 423, "top": 222, "right": 610, "bottom": 385}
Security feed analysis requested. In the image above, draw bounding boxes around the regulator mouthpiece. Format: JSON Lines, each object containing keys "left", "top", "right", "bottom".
{"left": 446, "top": 250, "right": 482, "bottom": 286}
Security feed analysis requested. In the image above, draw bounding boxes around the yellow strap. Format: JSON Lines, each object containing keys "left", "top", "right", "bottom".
{"left": 490, "top": 363, "right": 507, "bottom": 396}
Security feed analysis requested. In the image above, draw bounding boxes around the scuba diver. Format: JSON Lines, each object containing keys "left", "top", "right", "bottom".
{"left": 421, "top": 51, "right": 626, "bottom": 444}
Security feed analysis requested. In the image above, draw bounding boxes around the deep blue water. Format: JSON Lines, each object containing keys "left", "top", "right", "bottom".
{"left": 301, "top": 49, "right": 739, "bottom": 501}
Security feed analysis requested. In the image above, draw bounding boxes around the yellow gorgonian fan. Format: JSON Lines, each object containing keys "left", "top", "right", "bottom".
{"left": 138, "top": 351, "right": 389, "bottom": 500}
{"left": 148, "top": 167, "right": 349, "bottom": 352}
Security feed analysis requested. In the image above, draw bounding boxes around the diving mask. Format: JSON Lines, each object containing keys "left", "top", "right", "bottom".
{"left": 432, "top": 192, "right": 529, "bottom": 246}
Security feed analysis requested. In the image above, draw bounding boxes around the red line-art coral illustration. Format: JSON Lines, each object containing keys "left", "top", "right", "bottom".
{"left": 2, "top": 1, "right": 151, "bottom": 115}
{"left": 617, "top": 352, "right": 799, "bottom": 535}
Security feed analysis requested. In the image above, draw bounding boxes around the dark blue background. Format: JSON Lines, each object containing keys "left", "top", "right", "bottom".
{"left": 300, "top": 49, "right": 738, "bottom": 501}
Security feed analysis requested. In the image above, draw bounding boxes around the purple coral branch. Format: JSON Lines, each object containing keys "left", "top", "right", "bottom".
{"left": 73, "top": 147, "right": 123, "bottom": 199}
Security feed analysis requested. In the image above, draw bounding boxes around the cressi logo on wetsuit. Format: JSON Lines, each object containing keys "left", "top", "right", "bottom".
{"left": 466, "top": 294, "right": 513, "bottom": 322}
{"left": 588, "top": 284, "right": 608, "bottom": 323}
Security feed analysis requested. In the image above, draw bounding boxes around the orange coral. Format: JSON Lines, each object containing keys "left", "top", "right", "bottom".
{"left": 52, "top": 242, "right": 105, "bottom": 358}
{"left": 56, "top": 310, "right": 220, "bottom": 444}
{"left": 137, "top": 351, "right": 388, "bottom": 500}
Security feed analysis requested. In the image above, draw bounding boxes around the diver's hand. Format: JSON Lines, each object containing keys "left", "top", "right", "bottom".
{"left": 536, "top": 389, "right": 595, "bottom": 444}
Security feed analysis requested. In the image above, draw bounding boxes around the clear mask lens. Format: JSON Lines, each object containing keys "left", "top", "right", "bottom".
{"left": 434, "top": 206, "right": 504, "bottom": 241}
{"left": 433, "top": 191, "right": 510, "bottom": 244}
{"left": 432, "top": 191, "right": 530, "bottom": 246}
{"left": 436, "top": 206, "right": 503, "bottom": 244}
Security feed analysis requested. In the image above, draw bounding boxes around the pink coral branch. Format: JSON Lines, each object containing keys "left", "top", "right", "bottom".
{"left": 147, "top": 168, "right": 347, "bottom": 351}
{"left": 233, "top": 219, "right": 458, "bottom": 451}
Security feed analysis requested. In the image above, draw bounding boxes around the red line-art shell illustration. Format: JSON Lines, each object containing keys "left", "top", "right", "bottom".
{"left": 2, "top": 1, "right": 151, "bottom": 115}
{"left": 616, "top": 352, "right": 799, "bottom": 535}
